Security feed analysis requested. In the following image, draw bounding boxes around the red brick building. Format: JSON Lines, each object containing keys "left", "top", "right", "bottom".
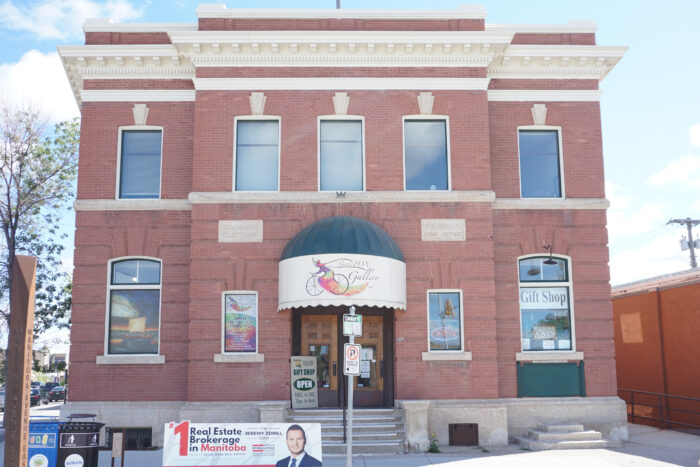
{"left": 59, "top": 5, "right": 627, "bottom": 449}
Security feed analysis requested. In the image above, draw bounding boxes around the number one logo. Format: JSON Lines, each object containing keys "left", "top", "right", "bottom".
{"left": 173, "top": 421, "right": 189, "bottom": 456}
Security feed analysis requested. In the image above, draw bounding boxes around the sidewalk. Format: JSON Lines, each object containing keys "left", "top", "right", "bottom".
{"left": 2, "top": 423, "right": 699, "bottom": 466}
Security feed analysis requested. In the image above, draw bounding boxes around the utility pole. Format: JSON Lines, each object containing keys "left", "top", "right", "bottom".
{"left": 336, "top": 0, "right": 341, "bottom": 8}
{"left": 668, "top": 218, "right": 700, "bottom": 268}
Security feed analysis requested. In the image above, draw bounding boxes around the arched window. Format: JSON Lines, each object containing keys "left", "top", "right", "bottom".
{"left": 107, "top": 258, "right": 161, "bottom": 355}
{"left": 518, "top": 255, "right": 573, "bottom": 351}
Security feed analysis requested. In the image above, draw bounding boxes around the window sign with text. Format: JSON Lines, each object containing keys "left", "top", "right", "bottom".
{"left": 518, "top": 256, "right": 573, "bottom": 352}
{"left": 223, "top": 292, "right": 258, "bottom": 353}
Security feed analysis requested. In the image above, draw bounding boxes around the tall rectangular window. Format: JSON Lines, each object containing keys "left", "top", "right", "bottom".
{"left": 427, "top": 290, "right": 463, "bottom": 351}
{"left": 320, "top": 120, "right": 363, "bottom": 191}
{"left": 119, "top": 130, "right": 162, "bottom": 199}
{"left": 519, "top": 130, "right": 562, "bottom": 198}
{"left": 235, "top": 120, "right": 279, "bottom": 191}
{"left": 518, "top": 256, "right": 573, "bottom": 351}
{"left": 404, "top": 120, "right": 448, "bottom": 191}
{"left": 108, "top": 259, "right": 161, "bottom": 355}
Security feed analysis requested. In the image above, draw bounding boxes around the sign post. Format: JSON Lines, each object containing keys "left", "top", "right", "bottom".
{"left": 343, "top": 306, "right": 362, "bottom": 467}
{"left": 4, "top": 255, "right": 37, "bottom": 467}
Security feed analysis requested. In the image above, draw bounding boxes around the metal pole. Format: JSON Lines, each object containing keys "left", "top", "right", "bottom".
{"left": 346, "top": 306, "right": 355, "bottom": 467}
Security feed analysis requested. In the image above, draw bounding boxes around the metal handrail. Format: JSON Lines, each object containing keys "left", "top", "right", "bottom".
{"left": 618, "top": 388, "right": 700, "bottom": 431}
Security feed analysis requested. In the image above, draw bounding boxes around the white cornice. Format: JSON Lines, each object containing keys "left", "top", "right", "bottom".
{"left": 73, "top": 195, "right": 609, "bottom": 211}
{"left": 169, "top": 30, "right": 512, "bottom": 68}
{"left": 195, "top": 5, "right": 487, "bottom": 20}
{"left": 80, "top": 89, "right": 195, "bottom": 102}
{"left": 488, "top": 90, "right": 602, "bottom": 102}
{"left": 74, "top": 199, "right": 192, "bottom": 210}
{"left": 492, "top": 198, "right": 609, "bottom": 209}
{"left": 486, "top": 20, "right": 597, "bottom": 34}
{"left": 189, "top": 191, "right": 496, "bottom": 204}
{"left": 194, "top": 77, "right": 490, "bottom": 91}
{"left": 490, "top": 45, "right": 627, "bottom": 81}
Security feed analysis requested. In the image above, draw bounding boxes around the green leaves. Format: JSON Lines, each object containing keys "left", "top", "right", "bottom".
{"left": 0, "top": 106, "right": 79, "bottom": 342}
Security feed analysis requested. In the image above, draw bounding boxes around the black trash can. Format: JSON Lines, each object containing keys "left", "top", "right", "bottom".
{"left": 56, "top": 421, "right": 105, "bottom": 467}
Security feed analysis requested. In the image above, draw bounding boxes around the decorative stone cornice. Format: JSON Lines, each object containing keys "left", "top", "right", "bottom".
{"left": 168, "top": 30, "right": 513, "bottom": 68}
{"left": 489, "top": 45, "right": 627, "bottom": 80}
{"left": 59, "top": 44, "right": 195, "bottom": 105}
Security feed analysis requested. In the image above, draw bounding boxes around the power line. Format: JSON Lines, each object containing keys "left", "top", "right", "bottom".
{"left": 609, "top": 224, "right": 675, "bottom": 255}
{"left": 667, "top": 217, "right": 700, "bottom": 268}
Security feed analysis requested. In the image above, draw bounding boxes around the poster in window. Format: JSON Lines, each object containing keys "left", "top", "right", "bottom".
{"left": 428, "top": 292, "right": 462, "bottom": 351}
{"left": 224, "top": 293, "right": 257, "bottom": 353}
{"left": 109, "top": 290, "right": 160, "bottom": 354}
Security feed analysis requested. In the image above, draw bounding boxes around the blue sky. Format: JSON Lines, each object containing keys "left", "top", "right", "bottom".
{"left": 0, "top": 1, "right": 698, "bottom": 298}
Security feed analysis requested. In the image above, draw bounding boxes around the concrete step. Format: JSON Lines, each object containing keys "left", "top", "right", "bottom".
{"left": 323, "top": 431, "right": 405, "bottom": 442}
{"left": 527, "top": 429, "right": 602, "bottom": 442}
{"left": 289, "top": 415, "right": 403, "bottom": 424}
{"left": 516, "top": 436, "right": 622, "bottom": 450}
{"left": 322, "top": 441, "right": 405, "bottom": 455}
{"left": 538, "top": 423, "right": 585, "bottom": 433}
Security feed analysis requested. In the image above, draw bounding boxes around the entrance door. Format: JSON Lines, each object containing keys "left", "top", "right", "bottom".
{"left": 295, "top": 308, "right": 393, "bottom": 408}
{"left": 352, "top": 315, "right": 384, "bottom": 406}
{"left": 300, "top": 314, "right": 339, "bottom": 407}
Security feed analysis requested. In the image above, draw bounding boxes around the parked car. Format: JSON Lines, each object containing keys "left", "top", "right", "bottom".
{"left": 40, "top": 382, "right": 61, "bottom": 400}
{"left": 30, "top": 388, "right": 41, "bottom": 406}
{"left": 0, "top": 388, "right": 4, "bottom": 411}
{"left": 48, "top": 386, "right": 66, "bottom": 402}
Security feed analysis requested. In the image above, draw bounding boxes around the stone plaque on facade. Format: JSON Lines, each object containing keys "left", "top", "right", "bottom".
{"left": 218, "top": 220, "right": 263, "bottom": 243}
{"left": 421, "top": 219, "right": 466, "bottom": 241}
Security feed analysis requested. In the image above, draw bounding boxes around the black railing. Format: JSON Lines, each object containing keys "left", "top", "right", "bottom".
{"left": 618, "top": 389, "right": 700, "bottom": 431}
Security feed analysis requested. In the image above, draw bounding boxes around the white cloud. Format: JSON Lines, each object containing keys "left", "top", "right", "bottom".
{"left": 0, "top": 0, "right": 143, "bottom": 40}
{"left": 607, "top": 200, "right": 667, "bottom": 238}
{"left": 646, "top": 154, "right": 700, "bottom": 187}
{"left": 605, "top": 181, "right": 630, "bottom": 210}
{"left": 690, "top": 124, "right": 700, "bottom": 147}
{"left": 610, "top": 231, "right": 690, "bottom": 286}
{"left": 0, "top": 50, "right": 78, "bottom": 123}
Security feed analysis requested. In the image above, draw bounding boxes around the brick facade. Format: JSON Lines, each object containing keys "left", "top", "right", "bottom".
{"left": 61, "top": 6, "right": 627, "bottom": 446}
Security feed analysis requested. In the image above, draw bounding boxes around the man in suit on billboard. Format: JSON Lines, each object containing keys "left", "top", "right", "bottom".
{"left": 275, "top": 424, "right": 321, "bottom": 467}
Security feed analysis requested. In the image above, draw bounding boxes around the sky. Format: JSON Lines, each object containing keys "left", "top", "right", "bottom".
{"left": 0, "top": 1, "right": 698, "bottom": 349}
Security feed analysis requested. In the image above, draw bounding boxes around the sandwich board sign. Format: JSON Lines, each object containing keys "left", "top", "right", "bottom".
{"left": 290, "top": 356, "right": 318, "bottom": 408}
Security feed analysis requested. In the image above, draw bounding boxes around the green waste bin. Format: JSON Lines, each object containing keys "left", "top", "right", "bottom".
{"left": 56, "top": 421, "right": 105, "bottom": 467}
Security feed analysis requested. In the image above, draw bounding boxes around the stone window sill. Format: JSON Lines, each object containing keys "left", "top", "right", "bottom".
{"left": 516, "top": 351, "right": 584, "bottom": 362}
{"left": 422, "top": 351, "right": 472, "bottom": 361}
{"left": 96, "top": 355, "right": 165, "bottom": 365}
{"left": 214, "top": 353, "right": 265, "bottom": 363}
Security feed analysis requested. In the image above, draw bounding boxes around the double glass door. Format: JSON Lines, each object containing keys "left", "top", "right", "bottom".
{"left": 295, "top": 308, "right": 392, "bottom": 407}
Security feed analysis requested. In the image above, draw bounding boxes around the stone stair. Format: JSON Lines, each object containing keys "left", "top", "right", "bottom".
{"left": 286, "top": 408, "right": 406, "bottom": 455}
{"left": 516, "top": 423, "right": 622, "bottom": 450}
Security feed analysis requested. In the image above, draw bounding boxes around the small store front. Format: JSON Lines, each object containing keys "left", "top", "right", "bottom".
{"left": 278, "top": 216, "right": 405, "bottom": 409}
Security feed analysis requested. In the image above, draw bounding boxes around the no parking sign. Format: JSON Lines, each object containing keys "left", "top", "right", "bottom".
{"left": 344, "top": 343, "right": 361, "bottom": 376}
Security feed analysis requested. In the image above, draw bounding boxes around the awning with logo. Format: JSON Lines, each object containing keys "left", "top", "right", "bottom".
{"left": 278, "top": 216, "right": 406, "bottom": 311}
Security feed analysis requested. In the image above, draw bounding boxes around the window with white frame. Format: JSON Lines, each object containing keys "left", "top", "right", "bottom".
{"left": 118, "top": 129, "right": 162, "bottom": 199}
{"left": 518, "top": 129, "right": 562, "bottom": 198}
{"left": 404, "top": 119, "right": 449, "bottom": 191}
{"left": 235, "top": 120, "right": 279, "bottom": 191}
{"left": 107, "top": 259, "right": 161, "bottom": 355}
{"left": 319, "top": 120, "right": 363, "bottom": 191}
{"left": 427, "top": 290, "right": 463, "bottom": 351}
{"left": 222, "top": 291, "right": 258, "bottom": 353}
{"left": 518, "top": 256, "right": 573, "bottom": 351}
